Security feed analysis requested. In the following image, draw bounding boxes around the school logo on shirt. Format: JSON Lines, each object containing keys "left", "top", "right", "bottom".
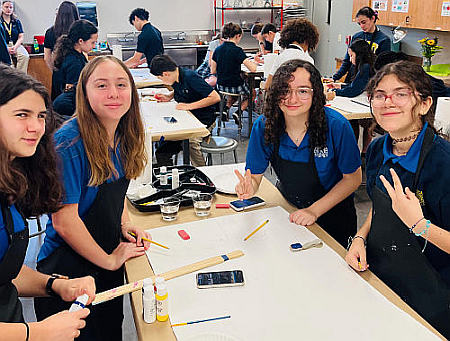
{"left": 415, "top": 189, "right": 425, "bottom": 206}
{"left": 314, "top": 147, "right": 328, "bottom": 158}
{"left": 367, "top": 41, "right": 379, "bottom": 53}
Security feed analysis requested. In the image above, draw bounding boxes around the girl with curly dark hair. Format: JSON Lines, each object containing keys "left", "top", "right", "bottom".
{"left": 346, "top": 61, "right": 450, "bottom": 338}
{"left": 265, "top": 18, "right": 319, "bottom": 90}
{"left": 236, "top": 60, "right": 362, "bottom": 247}
{"left": 0, "top": 65, "right": 95, "bottom": 340}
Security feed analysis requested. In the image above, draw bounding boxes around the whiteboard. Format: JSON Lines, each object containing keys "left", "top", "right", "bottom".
{"left": 145, "top": 206, "right": 438, "bottom": 341}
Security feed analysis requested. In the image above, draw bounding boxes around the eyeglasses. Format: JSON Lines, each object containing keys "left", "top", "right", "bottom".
{"left": 284, "top": 87, "right": 314, "bottom": 100}
{"left": 370, "top": 89, "right": 414, "bottom": 107}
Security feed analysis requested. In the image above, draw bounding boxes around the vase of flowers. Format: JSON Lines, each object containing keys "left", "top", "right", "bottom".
{"left": 418, "top": 37, "right": 444, "bottom": 72}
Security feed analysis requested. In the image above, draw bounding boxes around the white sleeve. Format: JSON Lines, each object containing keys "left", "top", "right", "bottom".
{"left": 273, "top": 32, "right": 281, "bottom": 52}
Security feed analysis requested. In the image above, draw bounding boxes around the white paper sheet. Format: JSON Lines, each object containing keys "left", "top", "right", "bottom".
{"left": 145, "top": 206, "right": 438, "bottom": 341}
{"left": 130, "top": 68, "right": 163, "bottom": 85}
{"left": 329, "top": 92, "right": 371, "bottom": 114}
{"left": 198, "top": 163, "right": 246, "bottom": 194}
{"left": 139, "top": 102, "right": 206, "bottom": 135}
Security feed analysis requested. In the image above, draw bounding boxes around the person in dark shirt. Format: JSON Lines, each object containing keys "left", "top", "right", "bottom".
{"left": 332, "top": 6, "right": 390, "bottom": 82}
{"left": 150, "top": 54, "right": 221, "bottom": 167}
{"left": 125, "top": 8, "right": 163, "bottom": 69}
{"left": 44, "top": 1, "right": 80, "bottom": 100}
{"left": 0, "top": 17, "right": 10, "bottom": 65}
{"left": 52, "top": 19, "right": 98, "bottom": 117}
{"left": 1, "top": 1, "right": 29, "bottom": 72}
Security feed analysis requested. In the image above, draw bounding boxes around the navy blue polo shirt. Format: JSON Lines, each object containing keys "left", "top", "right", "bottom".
{"left": 38, "top": 118, "right": 125, "bottom": 261}
{"left": 0, "top": 22, "right": 11, "bottom": 64}
{"left": 335, "top": 63, "right": 372, "bottom": 98}
{"left": 212, "top": 41, "right": 247, "bottom": 87}
{"left": 136, "top": 22, "right": 164, "bottom": 66}
{"left": 1, "top": 17, "right": 23, "bottom": 44}
{"left": 246, "top": 107, "right": 361, "bottom": 190}
{"left": 56, "top": 50, "right": 87, "bottom": 93}
{"left": 366, "top": 123, "right": 450, "bottom": 283}
{"left": 0, "top": 204, "right": 26, "bottom": 262}
{"left": 44, "top": 26, "right": 56, "bottom": 51}
{"left": 172, "top": 68, "right": 216, "bottom": 127}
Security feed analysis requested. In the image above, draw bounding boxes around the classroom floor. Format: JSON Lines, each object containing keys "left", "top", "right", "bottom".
{"left": 20, "top": 113, "right": 371, "bottom": 341}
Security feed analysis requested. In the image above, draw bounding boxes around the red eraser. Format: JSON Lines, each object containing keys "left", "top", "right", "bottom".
{"left": 216, "top": 203, "right": 230, "bottom": 209}
{"left": 178, "top": 230, "right": 190, "bottom": 240}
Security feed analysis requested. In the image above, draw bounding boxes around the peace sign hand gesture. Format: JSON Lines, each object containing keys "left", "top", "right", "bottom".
{"left": 234, "top": 169, "right": 255, "bottom": 200}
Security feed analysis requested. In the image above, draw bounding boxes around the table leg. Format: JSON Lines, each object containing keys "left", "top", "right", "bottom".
{"left": 247, "top": 74, "right": 255, "bottom": 137}
{"left": 182, "top": 139, "right": 190, "bottom": 165}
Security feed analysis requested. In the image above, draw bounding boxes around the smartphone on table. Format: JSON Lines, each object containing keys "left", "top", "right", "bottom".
{"left": 163, "top": 116, "right": 177, "bottom": 123}
{"left": 229, "top": 196, "right": 265, "bottom": 212}
{"left": 196, "top": 270, "right": 244, "bottom": 288}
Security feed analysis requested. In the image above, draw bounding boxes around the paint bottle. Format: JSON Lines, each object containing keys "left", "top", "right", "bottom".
{"left": 69, "top": 293, "right": 89, "bottom": 312}
{"left": 160, "top": 166, "right": 168, "bottom": 186}
{"left": 142, "top": 278, "right": 156, "bottom": 324}
{"left": 171, "top": 168, "right": 179, "bottom": 190}
{"left": 155, "top": 276, "right": 169, "bottom": 322}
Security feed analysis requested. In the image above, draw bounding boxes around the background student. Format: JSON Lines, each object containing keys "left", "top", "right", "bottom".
{"left": 211, "top": 22, "right": 257, "bottom": 124}
{"left": 265, "top": 18, "right": 319, "bottom": 90}
{"left": 346, "top": 61, "right": 450, "bottom": 338}
{"left": 0, "top": 0, "right": 29, "bottom": 73}
{"left": 52, "top": 19, "right": 98, "bottom": 118}
{"left": 151, "top": 54, "right": 221, "bottom": 167}
{"left": 44, "top": 1, "right": 80, "bottom": 100}
{"left": 250, "top": 23, "right": 270, "bottom": 56}
{"left": 125, "top": 8, "right": 163, "bottom": 69}
{"left": 332, "top": 6, "right": 390, "bottom": 83}
{"left": 0, "top": 65, "right": 95, "bottom": 341}
{"left": 195, "top": 32, "right": 223, "bottom": 87}
{"left": 261, "top": 23, "right": 281, "bottom": 54}
{"left": 0, "top": 14, "right": 10, "bottom": 65}
{"left": 34, "top": 56, "right": 151, "bottom": 341}
{"left": 236, "top": 60, "right": 361, "bottom": 247}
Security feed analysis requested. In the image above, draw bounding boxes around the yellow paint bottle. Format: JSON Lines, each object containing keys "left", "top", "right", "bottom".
{"left": 155, "top": 276, "right": 169, "bottom": 322}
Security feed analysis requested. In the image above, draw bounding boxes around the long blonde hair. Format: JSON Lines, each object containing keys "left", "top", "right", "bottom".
{"left": 76, "top": 55, "right": 147, "bottom": 186}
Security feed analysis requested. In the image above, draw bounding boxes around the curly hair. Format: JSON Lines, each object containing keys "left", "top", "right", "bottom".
{"left": 0, "top": 65, "right": 62, "bottom": 217}
{"left": 221, "top": 22, "right": 242, "bottom": 39}
{"left": 367, "top": 61, "right": 435, "bottom": 130}
{"left": 264, "top": 59, "right": 327, "bottom": 150}
{"left": 53, "top": 19, "right": 97, "bottom": 69}
{"left": 278, "top": 18, "right": 319, "bottom": 52}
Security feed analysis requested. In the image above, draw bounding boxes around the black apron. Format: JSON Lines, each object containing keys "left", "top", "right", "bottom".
{"left": 0, "top": 199, "right": 28, "bottom": 323}
{"left": 35, "top": 176, "right": 130, "bottom": 341}
{"left": 271, "top": 144, "right": 357, "bottom": 247}
{"left": 367, "top": 128, "right": 450, "bottom": 338}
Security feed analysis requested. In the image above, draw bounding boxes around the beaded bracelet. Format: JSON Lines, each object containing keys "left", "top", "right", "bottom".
{"left": 409, "top": 217, "right": 425, "bottom": 233}
{"left": 414, "top": 219, "right": 431, "bottom": 237}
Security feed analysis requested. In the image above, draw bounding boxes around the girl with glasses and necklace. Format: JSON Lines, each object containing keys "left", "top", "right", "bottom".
{"left": 346, "top": 61, "right": 450, "bottom": 338}
{"left": 235, "top": 59, "right": 362, "bottom": 247}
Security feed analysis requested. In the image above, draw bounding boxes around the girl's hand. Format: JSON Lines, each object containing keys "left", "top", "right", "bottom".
{"left": 122, "top": 222, "right": 151, "bottom": 250}
{"left": 234, "top": 169, "right": 255, "bottom": 200}
{"left": 289, "top": 207, "right": 318, "bottom": 226}
{"left": 52, "top": 276, "right": 96, "bottom": 305}
{"left": 108, "top": 242, "right": 146, "bottom": 271}
{"left": 176, "top": 103, "right": 191, "bottom": 111}
{"left": 345, "top": 237, "right": 368, "bottom": 271}
{"left": 380, "top": 168, "right": 423, "bottom": 228}
{"left": 36, "top": 308, "right": 90, "bottom": 341}
{"left": 154, "top": 94, "right": 171, "bottom": 102}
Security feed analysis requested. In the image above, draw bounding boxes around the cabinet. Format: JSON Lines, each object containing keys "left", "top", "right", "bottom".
{"left": 214, "top": 0, "right": 284, "bottom": 33}
{"left": 352, "top": 0, "right": 449, "bottom": 32}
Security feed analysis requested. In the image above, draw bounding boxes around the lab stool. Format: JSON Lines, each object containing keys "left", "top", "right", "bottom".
{"left": 200, "top": 136, "right": 238, "bottom": 166}
{"left": 217, "top": 90, "right": 244, "bottom": 140}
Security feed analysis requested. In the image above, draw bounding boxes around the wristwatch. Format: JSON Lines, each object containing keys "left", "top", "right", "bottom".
{"left": 46, "top": 273, "right": 69, "bottom": 297}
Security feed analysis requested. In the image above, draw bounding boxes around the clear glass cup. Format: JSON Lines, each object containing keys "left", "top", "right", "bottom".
{"left": 159, "top": 197, "right": 180, "bottom": 221}
{"left": 193, "top": 193, "right": 213, "bottom": 217}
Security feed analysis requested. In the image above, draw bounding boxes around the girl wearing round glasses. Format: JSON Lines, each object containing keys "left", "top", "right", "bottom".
{"left": 346, "top": 61, "right": 450, "bottom": 338}
{"left": 236, "top": 59, "right": 362, "bottom": 247}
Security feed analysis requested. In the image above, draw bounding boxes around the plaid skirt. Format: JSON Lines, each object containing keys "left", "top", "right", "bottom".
{"left": 196, "top": 60, "right": 211, "bottom": 78}
{"left": 216, "top": 82, "right": 250, "bottom": 96}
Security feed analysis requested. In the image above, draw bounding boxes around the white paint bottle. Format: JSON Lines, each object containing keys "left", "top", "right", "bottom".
{"left": 155, "top": 276, "right": 169, "bottom": 322}
{"left": 171, "top": 168, "right": 179, "bottom": 190}
{"left": 142, "top": 278, "right": 156, "bottom": 324}
{"left": 160, "top": 166, "right": 168, "bottom": 186}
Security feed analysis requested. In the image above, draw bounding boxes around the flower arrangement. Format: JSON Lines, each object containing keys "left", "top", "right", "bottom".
{"left": 418, "top": 37, "right": 444, "bottom": 71}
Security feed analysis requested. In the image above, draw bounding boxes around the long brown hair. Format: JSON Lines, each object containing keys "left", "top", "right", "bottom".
{"left": 0, "top": 65, "right": 62, "bottom": 217}
{"left": 75, "top": 55, "right": 147, "bottom": 186}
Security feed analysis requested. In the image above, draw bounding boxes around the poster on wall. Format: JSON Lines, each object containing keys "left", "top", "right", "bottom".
{"left": 442, "top": 2, "right": 450, "bottom": 16}
{"left": 373, "top": 0, "right": 388, "bottom": 11}
{"left": 392, "top": 0, "right": 409, "bottom": 13}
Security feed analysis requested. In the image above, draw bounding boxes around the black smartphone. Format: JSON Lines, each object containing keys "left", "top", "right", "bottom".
{"left": 196, "top": 270, "right": 245, "bottom": 288}
{"left": 163, "top": 116, "right": 177, "bottom": 123}
{"left": 229, "top": 196, "right": 265, "bottom": 212}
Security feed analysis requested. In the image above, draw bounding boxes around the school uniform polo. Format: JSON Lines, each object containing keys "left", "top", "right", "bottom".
{"left": 269, "top": 44, "right": 314, "bottom": 77}
{"left": 38, "top": 118, "right": 125, "bottom": 262}
{"left": 136, "top": 22, "right": 164, "bottom": 66}
{"left": 0, "top": 22, "right": 11, "bottom": 64}
{"left": 365, "top": 123, "right": 450, "bottom": 283}
{"left": 172, "top": 68, "right": 216, "bottom": 127}
{"left": 333, "top": 26, "right": 390, "bottom": 81}
{"left": 246, "top": 107, "right": 361, "bottom": 191}
{"left": 335, "top": 63, "right": 372, "bottom": 98}
{"left": 0, "top": 204, "right": 25, "bottom": 262}
{"left": 272, "top": 31, "right": 281, "bottom": 52}
{"left": 53, "top": 50, "right": 87, "bottom": 97}
{"left": 0, "top": 16, "right": 23, "bottom": 44}
{"left": 212, "top": 41, "right": 247, "bottom": 87}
